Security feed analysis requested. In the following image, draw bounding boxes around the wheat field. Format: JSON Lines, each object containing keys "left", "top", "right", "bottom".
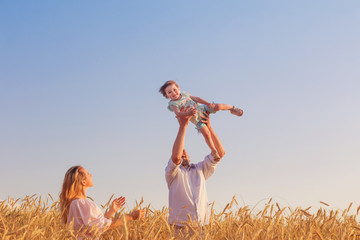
{"left": 1, "top": 195, "right": 360, "bottom": 239}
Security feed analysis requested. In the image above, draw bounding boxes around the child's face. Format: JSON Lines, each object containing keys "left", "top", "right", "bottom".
{"left": 165, "top": 84, "right": 181, "bottom": 100}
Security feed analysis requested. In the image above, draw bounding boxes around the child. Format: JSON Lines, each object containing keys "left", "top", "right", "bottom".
{"left": 159, "top": 80, "right": 243, "bottom": 161}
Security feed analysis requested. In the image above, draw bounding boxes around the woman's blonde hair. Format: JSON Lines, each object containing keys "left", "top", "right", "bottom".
{"left": 59, "top": 166, "right": 86, "bottom": 223}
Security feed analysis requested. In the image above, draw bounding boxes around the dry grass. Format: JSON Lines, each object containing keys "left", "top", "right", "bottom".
{"left": 1, "top": 195, "right": 360, "bottom": 239}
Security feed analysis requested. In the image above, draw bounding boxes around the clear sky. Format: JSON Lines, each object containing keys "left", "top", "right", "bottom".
{"left": 1, "top": 1, "right": 359, "bottom": 213}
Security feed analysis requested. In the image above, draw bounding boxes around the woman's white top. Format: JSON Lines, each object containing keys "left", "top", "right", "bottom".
{"left": 68, "top": 198, "right": 112, "bottom": 239}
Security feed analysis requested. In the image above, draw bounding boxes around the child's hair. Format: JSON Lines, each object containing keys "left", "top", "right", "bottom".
{"left": 159, "top": 80, "right": 179, "bottom": 97}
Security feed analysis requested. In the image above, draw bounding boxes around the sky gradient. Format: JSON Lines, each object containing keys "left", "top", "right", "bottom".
{"left": 1, "top": 1, "right": 359, "bottom": 213}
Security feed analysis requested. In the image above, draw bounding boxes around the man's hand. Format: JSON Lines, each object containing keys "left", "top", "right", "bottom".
{"left": 185, "top": 107, "right": 197, "bottom": 116}
{"left": 200, "top": 110, "right": 210, "bottom": 126}
{"left": 176, "top": 106, "right": 196, "bottom": 126}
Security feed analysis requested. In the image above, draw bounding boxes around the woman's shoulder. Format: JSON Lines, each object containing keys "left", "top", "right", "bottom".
{"left": 70, "top": 198, "right": 95, "bottom": 209}
{"left": 71, "top": 198, "right": 88, "bottom": 204}
{"left": 69, "top": 198, "right": 103, "bottom": 217}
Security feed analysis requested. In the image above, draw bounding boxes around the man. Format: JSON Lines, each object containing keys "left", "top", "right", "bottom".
{"left": 165, "top": 107, "right": 225, "bottom": 228}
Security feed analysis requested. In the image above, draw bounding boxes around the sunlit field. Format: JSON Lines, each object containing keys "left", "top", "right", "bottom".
{"left": 1, "top": 195, "right": 360, "bottom": 239}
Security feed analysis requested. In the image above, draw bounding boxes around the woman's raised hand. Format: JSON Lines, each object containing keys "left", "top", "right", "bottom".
{"left": 111, "top": 196, "right": 126, "bottom": 212}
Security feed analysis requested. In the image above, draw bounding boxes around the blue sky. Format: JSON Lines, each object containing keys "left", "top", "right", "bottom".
{"left": 1, "top": 1, "right": 359, "bottom": 213}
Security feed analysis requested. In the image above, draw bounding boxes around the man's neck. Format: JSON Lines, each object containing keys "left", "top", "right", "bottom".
{"left": 181, "top": 163, "right": 189, "bottom": 169}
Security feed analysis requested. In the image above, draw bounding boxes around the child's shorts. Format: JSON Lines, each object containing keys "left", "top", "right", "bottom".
{"left": 194, "top": 104, "right": 216, "bottom": 130}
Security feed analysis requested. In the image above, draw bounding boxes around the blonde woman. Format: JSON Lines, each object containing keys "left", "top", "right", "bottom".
{"left": 59, "top": 166, "right": 145, "bottom": 239}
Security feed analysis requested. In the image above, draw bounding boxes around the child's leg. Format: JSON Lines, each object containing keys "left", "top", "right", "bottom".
{"left": 214, "top": 103, "right": 243, "bottom": 116}
{"left": 199, "top": 125, "right": 220, "bottom": 160}
{"left": 214, "top": 104, "right": 233, "bottom": 111}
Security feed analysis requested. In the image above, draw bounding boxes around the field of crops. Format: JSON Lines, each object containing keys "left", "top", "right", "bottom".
{"left": 1, "top": 195, "right": 360, "bottom": 239}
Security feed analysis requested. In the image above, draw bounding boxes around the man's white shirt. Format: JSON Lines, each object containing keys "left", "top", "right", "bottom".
{"left": 165, "top": 154, "right": 218, "bottom": 226}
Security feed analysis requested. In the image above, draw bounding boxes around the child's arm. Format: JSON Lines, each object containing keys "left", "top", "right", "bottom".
{"left": 171, "top": 105, "right": 197, "bottom": 117}
{"left": 190, "top": 95, "right": 215, "bottom": 109}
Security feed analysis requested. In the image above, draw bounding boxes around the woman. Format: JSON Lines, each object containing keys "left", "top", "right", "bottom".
{"left": 59, "top": 166, "right": 145, "bottom": 239}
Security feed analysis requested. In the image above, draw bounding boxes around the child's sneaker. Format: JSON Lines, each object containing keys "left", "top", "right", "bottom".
{"left": 211, "top": 151, "right": 220, "bottom": 161}
{"left": 230, "top": 106, "right": 243, "bottom": 116}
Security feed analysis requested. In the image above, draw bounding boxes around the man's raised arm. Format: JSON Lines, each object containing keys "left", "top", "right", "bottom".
{"left": 171, "top": 107, "right": 196, "bottom": 165}
{"left": 201, "top": 112, "right": 225, "bottom": 161}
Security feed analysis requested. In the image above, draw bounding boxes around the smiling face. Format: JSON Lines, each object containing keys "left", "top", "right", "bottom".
{"left": 164, "top": 84, "right": 181, "bottom": 101}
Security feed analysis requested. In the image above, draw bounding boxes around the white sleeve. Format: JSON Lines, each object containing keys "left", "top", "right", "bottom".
{"left": 68, "top": 199, "right": 112, "bottom": 234}
{"left": 199, "top": 154, "right": 218, "bottom": 180}
{"left": 165, "top": 158, "right": 181, "bottom": 188}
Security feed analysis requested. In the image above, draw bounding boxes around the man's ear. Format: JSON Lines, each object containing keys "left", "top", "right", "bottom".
{"left": 81, "top": 180, "right": 86, "bottom": 186}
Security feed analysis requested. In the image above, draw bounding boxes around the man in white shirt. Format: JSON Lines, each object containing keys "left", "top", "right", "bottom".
{"left": 165, "top": 108, "right": 225, "bottom": 228}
